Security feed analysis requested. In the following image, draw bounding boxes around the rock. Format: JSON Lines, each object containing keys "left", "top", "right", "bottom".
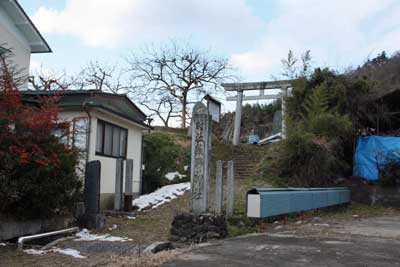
{"left": 207, "top": 232, "right": 220, "bottom": 239}
{"left": 169, "top": 235, "right": 180, "bottom": 242}
{"left": 143, "top": 241, "right": 173, "bottom": 254}
{"left": 170, "top": 213, "right": 227, "bottom": 243}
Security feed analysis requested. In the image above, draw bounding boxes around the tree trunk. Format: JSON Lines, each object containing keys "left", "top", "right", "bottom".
{"left": 181, "top": 94, "right": 187, "bottom": 128}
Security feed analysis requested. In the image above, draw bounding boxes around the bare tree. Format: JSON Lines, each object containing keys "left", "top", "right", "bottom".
{"left": 138, "top": 94, "right": 181, "bottom": 127}
{"left": 126, "top": 42, "right": 236, "bottom": 128}
{"left": 281, "top": 50, "right": 312, "bottom": 79}
{"left": 300, "top": 50, "right": 312, "bottom": 77}
{"left": 28, "top": 68, "right": 72, "bottom": 91}
{"left": 281, "top": 50, "right": 298, "bottom": 79}
{"left": 1, "top": 46, "right": 27, "bottom": 88}
{"left": 77, "top": 60, "right": 128, "bottom": 93}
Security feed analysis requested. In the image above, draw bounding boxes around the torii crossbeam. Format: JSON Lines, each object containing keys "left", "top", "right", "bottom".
{"left": 222, "top": 80, "right": 293, "bottom": 146}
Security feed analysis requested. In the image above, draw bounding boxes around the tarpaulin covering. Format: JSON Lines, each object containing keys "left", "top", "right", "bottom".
{"left": 353, "top": 136, "right": 400, "bottom": 180}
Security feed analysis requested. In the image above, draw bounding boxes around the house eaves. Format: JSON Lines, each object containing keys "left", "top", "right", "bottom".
{"left": 0, "top": 0, "right": 51, "bottom": 53}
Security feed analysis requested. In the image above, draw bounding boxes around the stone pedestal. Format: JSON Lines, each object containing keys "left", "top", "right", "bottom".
{"left": 170, "top": 213, "right": 228, "bottom": 243}
{"left": 77, "top": 213, "right": 106, "bottom": 230}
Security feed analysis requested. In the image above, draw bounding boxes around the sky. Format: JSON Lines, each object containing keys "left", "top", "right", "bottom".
{"left": 19, "top": 0, "right": 400, "bottom": 119}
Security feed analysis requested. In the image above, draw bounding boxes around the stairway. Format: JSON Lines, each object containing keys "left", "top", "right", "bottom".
{"left": 231, "top": 145, "right": 269, "bottom": 179}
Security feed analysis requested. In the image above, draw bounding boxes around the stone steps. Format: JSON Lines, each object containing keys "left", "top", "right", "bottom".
{"left": 231, "top": 145, "right": 269, "bottom": 180}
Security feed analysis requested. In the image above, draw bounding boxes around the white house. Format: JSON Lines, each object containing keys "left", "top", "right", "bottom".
{"left": 21, "top": 90, "right": 151, "bottom": 210}
{"left": 0, "top": 0, "right": 51, "bottom": 83}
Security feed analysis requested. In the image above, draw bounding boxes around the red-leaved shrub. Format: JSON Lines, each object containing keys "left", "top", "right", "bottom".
{"left": 0, "top": 53, "right": 82, "bottom": 219}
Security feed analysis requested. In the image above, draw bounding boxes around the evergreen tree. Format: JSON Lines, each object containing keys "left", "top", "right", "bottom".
{"left": 302, "top": 84, "right": 330, "bottom": 120}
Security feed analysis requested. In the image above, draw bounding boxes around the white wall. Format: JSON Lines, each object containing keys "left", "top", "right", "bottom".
{"left": 88, "top": 110, "right": 143, "bottom": 195}
{"left": 58, "top": 109, "right": 144, "bottom": 196}
{"left": 0, "top": 7, "right": 31, "bottom": 85}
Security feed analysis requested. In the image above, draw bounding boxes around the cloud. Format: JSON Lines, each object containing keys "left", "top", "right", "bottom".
{"left": 230, "top": 0, "right": 400, "bottom": 80}
{"left": 32, "top": 0, "right": 263, "bottom": 49}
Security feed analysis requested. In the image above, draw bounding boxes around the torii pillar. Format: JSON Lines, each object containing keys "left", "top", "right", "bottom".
{"left": 232, "top": 90, "right": 243, "bottom": 146}
{"left": 222, "top": 80, "right": 293, "bottom": 146}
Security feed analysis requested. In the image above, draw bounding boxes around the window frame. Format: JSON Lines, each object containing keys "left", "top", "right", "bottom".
{"left": 95, "top": 119, "right": 128, "bottom": 159}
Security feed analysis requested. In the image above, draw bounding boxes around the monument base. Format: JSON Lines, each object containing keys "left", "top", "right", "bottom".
{"left": 77, "top": 213, "right": 106, "bottom": 230}
{"left": 169, "top": 213, "right": 227, "bottom": 243}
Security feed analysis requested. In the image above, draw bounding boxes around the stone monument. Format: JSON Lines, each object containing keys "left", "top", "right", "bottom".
{"left": 79, "top": 160, "right": 106, "bottom": 229}
{"left": 190, "top": 102, "right": 212, "bottom": 214}
{"left": 170, "top": 101, "right": 229, "bottom": 243}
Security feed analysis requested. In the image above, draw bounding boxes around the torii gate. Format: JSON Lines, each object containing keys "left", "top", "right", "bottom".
{"left": 222, "top": 80, "right": 293, "bottom": 146}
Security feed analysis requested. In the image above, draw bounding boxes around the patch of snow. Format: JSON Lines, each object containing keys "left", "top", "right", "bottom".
{"left": 323, "top": 241, "right": 353, "bottom": 245}
{"left": 24, "top": 248, "right": 86, "bottom": 258}
{"left": 184, "top": 165, "right": 189, "bottom": 171}
{"left": 255, "top": 245, "right": 267, "bottom": 251}
{"left": 132, "top": 182, "right": 190, "bottom": 211}
{"left": 52, "top": 248, "right": 86, "bottom": 258}
{"left": 313, "top": 223, "right": 330, "bottom": 227}
{"left": 24, "top": 249, "right": 47, "bottom": 255}
{"left": 108, "top": 224, "right": 118, "bottom": 231}
{"left": 127, "top": 216, "right": 136, "bottom": 220}
{"left": 75, "top": 228, "right": 131, "bottom": 242}
{"left": 165, "top": 171, "right": 186, "bottom": 181}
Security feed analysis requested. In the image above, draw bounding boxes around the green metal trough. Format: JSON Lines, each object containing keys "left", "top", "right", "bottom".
{"left": 246, "top": 187, "right": 351, "bottom": 218}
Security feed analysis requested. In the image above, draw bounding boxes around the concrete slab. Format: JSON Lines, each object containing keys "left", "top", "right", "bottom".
{"left": 335, "top": 216, "right": 400, "bottom": 239}
{"left": 164, "top": 216, "right": 400, "bottom": 267}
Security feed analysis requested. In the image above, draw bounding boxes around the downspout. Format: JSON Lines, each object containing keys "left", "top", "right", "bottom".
{"left": 139, "top": 132, "right": 144, "bottom": 195}
{"left": 82, "top": 102, "right": 92, "bottom": 164}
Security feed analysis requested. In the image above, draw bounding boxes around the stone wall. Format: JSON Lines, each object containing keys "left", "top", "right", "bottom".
{"left": 345, "top": 178, "right": 400, "bottom": 207}
{"left": 0, "top": 216, "right": 74, "bottom": 241}
{"left": 170, "top": 213, "right": 228, "bottom": 243}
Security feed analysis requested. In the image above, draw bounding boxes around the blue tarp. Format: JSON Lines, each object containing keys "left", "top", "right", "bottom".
{"left": 353, "top": 136, "right": 400, "bottom": 180}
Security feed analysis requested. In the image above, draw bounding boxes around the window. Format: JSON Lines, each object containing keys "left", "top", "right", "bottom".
{"left": 96, "top": 120, "right": 128, "bottom": 158}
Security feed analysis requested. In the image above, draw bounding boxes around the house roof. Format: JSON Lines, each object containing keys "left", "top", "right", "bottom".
{"left": 0, "top": 0, "right": 51, "bottom": 53}
{"left": 20, "top": 90, "right": 151, "bottom": 129}
{"left": 204, "top": 94, "right": 222, "bottom": 105}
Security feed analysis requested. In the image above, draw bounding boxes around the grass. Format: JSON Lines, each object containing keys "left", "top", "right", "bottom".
{"left": 0, "top": 245, "right": 89, "bottom": 267}
{"left": 0, "top": 245, "right": 183, "bottom": 267}
{"left": 306, "top": 202, "right": 400, "bottom": 220}
{"left": 96, "top": 194, "right": 191, "bottom": 244}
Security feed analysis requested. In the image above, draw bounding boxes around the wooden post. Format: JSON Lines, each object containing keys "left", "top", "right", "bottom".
{"left": 124, "top": 159, "right": 134, "bottom": 211}
{"left": 233, "top": 90, "right": 243, "bottom": 145}
{"left": 114, "top": 159, "right": 123, "bottom": 210}
{"left": 258, "top": 219, "right": 264, "bottom": 233}
{"left": 215, "top": 160, "right": 223, "bottom": 214}
{"left": 226, "top": 160, "right": 234, "bottom": 218}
